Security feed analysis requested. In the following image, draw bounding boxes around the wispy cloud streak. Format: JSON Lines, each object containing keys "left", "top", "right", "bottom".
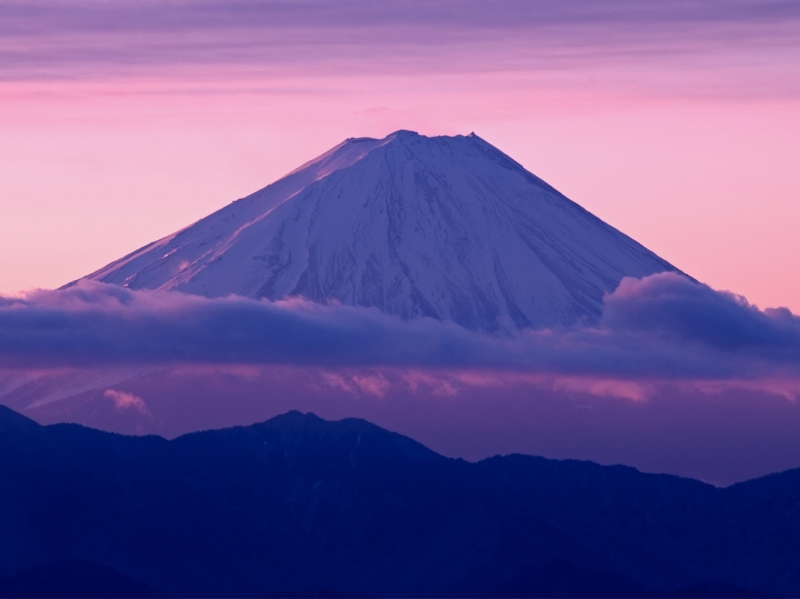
{"left": 1, "top": 0, "right": 798, "bottom": 96}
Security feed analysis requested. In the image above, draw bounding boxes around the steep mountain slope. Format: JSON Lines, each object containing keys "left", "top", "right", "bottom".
{"left": 0, "top": 406, "right": 795, "bottom": 598}
{"left": 82, "top": 131, "right": 677, "bottom": 332}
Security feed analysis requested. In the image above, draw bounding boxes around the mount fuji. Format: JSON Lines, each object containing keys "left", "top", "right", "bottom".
{"left": 80, "top": 130, "right": 678, "bottom": 333}
{"left": 10, "top": 131, "right": 800, "bottom": 486}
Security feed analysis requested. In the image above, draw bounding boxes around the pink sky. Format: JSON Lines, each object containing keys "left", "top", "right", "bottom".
{"left": 1, "top": 0, "right": 799, "bottom": 312}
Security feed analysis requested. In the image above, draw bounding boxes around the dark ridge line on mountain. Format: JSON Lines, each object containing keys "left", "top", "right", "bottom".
{"left": 0, "top": 403, "right": 793, "bottom": 491}
{"left": 1, "top": 403, "right": 798, "bottom": 597}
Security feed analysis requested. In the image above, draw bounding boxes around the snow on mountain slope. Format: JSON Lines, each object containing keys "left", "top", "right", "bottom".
{"left": 81, "top": 130, "right": 678, "bottom": 333}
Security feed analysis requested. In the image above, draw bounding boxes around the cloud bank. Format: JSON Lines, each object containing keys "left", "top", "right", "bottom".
{"left": 4, "top": 273, "right": 800, "bottom": 485}
{"left": 0, "top": 274, "right": 798, "bottom": 384}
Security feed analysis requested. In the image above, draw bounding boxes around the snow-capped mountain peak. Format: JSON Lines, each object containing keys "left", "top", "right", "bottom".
{"left": 81, "top": 130, "right": 678, "bottom": 333}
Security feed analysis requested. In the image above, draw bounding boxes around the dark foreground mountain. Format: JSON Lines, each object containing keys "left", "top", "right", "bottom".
{"left": 0, "top": 405, "right": 796, "bottom": 598}
{"left": 0, "top": 560, "right": 163, "bottom": 598}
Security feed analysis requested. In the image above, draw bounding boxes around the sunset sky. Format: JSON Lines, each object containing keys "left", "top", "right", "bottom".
{"left": 2, "top": 1, "right": 800, "bottom": 485}
{"left": 2, "top": 0, "right": 799, "bottom": 312}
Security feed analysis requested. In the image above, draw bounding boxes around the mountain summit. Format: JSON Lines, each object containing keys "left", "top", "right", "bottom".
{"left": 83, "top": 130, "right": 677, "bottom": 332}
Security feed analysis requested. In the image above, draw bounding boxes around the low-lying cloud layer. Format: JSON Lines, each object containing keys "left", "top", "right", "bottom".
{"left": 0, "top": 273, "right": 798, "bottom": 383}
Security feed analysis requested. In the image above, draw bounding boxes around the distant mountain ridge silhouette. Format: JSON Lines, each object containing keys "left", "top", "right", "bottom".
{"left": 0, "top": 405, "right": 794, "bottom": 598}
